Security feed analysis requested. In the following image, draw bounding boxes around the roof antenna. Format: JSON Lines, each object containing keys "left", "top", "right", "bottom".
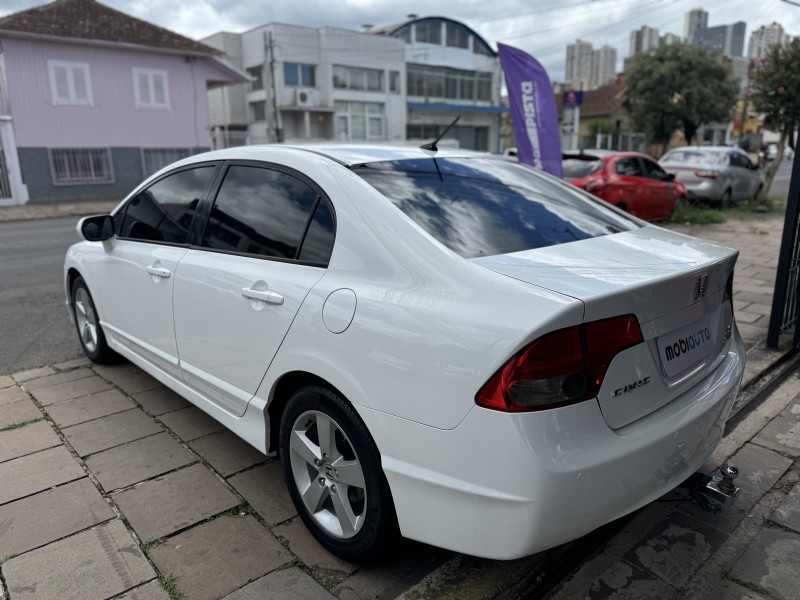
{"left": 420, "top": 116, "right": 460, "bottom": 152}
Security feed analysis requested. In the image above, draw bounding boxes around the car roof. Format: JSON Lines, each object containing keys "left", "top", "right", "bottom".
{"left": 562, "top": 149, "right": 652, "bottom": 161}
{"left": 194, "top": 143, "right": 491, "bottom": 168}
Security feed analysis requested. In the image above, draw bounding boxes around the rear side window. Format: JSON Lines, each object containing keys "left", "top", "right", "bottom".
{"left": 562, "top": 158, "right": 603, "bottom": 179}
{"left": 202, "top": 165, "right": 329, "bottom": 262}
{"left": 615, "top": 158, "right": 643, "bottom": 177}
{"left": 118, "top": 166, "right": 215, "bottom": 244}
{"left": 298, "top": 199, "right": 335, "bottom": 263}
{"left": 354, "top": 158, "right": 635, "bottom": 258}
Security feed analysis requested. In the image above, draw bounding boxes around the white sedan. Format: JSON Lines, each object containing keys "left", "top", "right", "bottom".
{"left": 65, "top": 145, "right": 745, "bottom": 562}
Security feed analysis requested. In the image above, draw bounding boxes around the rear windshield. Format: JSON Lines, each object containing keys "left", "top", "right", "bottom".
{"left": 660, "top": 150, "right": 726, "bottom": 165}
{"left": 562, "top": 158, "right": 603, "bottom": 178}
{"left": 352, "top": 157, "right": 637, "bottom": 259}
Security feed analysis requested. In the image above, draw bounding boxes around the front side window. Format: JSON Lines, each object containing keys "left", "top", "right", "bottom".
{"left": 284, "top": 63, "right": 316, "bottom": 87}
{"left": 50, "top": 148, "right": 112, "bottom": 184}
{"left": 119, "top": 166, "right": 215, "bottom": 244}
{"left": 48, "top": 60, "right": 93, "bottom": 107}
{"left": 641, "top": 158, "right": 668, "bottom": 180}
{"left": 202, "top": 165, "right": 320, "bottom": 260}
{"left": 353, "top": 158, "right": 635, "bottom": 258}
{"left": 133, "top": 68, "right": 169, "bottom": 110}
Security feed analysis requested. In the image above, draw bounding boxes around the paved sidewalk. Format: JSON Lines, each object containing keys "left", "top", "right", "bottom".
{"left": 0, "top": 208, "right": 792, "bottom": 599}
{"left": 0, "top": 200, "right": 119, "bottom": 222}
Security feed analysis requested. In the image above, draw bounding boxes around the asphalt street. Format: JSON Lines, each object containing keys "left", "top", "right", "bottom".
{"left": 0, "top": 217, "right": 83, "bottom": 374}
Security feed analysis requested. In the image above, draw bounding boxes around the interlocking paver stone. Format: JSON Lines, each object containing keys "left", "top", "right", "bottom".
{"left": 87, "top": 431, "right": 195, "bottom": 491}
{"left": 625, "top": 517, "right": 726, "bottom": 587}
{"left": 190, "top": 430, "right": 267, "bottom": 476}
{"left": 274, "top": 518, "right": 358, "bottom": 575}
{"left": 158, "top": 406, "right": 224, "bottom": 441}
{"left": 45, "top": 390, "right": 135, "bottom": 427}
{"left": 32, "top": 375, "right": 112, "bottom": 405}
{"left": 0, "top": 398, "right": 41, "bottom": 430}
{"left": 53, "top": 356, "right": 92, "bottom": 371}
{"left": 731, "top": 527, "right": 800, "bottom": 600}
{"left": 133, "top": 386, "right": 190, "bottom": 415}
{"left": 149, "top": 515, "right": 290, "bottom": 600}
{"left": 92, "top": 362, "right": 141, "bottom": 381}
{"left": 581, "top": 560, "right": 676, "bottom": 600}
{"left": 228, "top": 461, "right": 296, "bottom": 525}
{"left": 22, "top": 367, "right": 94, "bottom": 391}
{"left": 0, "top": 385, "right": 28, "bottom": 406}
{"left": 0, "top": 445, "right": 85, "bottom": 505}
{"left": 110, "top": 371, "right": 162, "bottom": 395}
{"left": 772, "top": 481, "right": 800, "bottom": 533}
{"left": 753, "top": 403, "right": 800, "bottom": 456}
{"left": 222, "top": 567, "right": 334, "bottom": 600}
{"left": 12, "top": 366, "right": 55, "bottom": 383}
{"left": 0, "top": 420, "right": 61, "bottom": 463}
{"left": 113, "top": 463, "right": 239, "bottom": 542}
{"left": 0, "top": 478, "right": 115, "bottom": 557}
{"left": 0, "top": 375, "right": 14, "bottom": 388}
{"left": 3, "top": 519, "right": 155, "bottom": 600}
{"left": 45, "top": 388, "right": 135, "bottom": 428}
{"left": 115, "top": 580, "right": 171, "bottom": 600}
{"left": 62, "top": 408, "right": 163, "bottom": 457}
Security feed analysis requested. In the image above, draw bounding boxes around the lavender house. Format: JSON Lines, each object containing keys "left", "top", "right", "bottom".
{"left": 0, "top": 0, "right": 247, "bottom": 205}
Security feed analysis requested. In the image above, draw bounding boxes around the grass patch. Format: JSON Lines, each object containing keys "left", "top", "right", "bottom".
{"left": 1, "top": 418, "right": 41, "bottom": 431}
{"left": 729, "top": 195, "right": 786, "bottom": 219}
{"left": 158, "top": 573, "right": 183, "bottom": 600}
{"left": 669, "top": 205, "right": 726, "bottom": 225}
{"left": 142, "top": 537, "right": 166, "bottom": 551}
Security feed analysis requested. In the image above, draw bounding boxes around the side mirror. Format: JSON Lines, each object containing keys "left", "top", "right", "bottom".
{"left": 666, "top": 172, "right": 676, "bottom": 181}
{"left": 78, "top": 214, "right": 114, "bottom": 242}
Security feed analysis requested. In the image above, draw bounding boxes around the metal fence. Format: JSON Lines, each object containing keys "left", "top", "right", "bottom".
{"left": 767, "top": 147, "right": 800, "bottom": 348}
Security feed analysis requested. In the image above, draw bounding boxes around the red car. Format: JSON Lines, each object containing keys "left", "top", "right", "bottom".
{"left": 563, "top": 150, "right": 687, "bottom": 222}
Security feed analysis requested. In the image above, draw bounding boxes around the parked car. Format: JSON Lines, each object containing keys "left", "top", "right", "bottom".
{"left": 562, "top": 150, "right": 687, "bottom": 222}
{"left": 659, "top": 146, "right": 764, "bottom": 208}
{"left": 65, "top": 145, "right": 745, "bottom": 562}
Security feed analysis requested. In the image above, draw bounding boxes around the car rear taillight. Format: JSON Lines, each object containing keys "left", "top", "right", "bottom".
{"left": 695, "top": 170, "right": 718, "bottom": 179}
{"left": 476, "top": 315, "right": 644, "bottom": 412}
{"left": 584, "top": 178, "right": 607, "bottom": 192}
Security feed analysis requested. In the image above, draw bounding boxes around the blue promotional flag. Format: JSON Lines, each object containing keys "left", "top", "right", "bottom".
{"left": 498, "top": 43, "right": 562, "bottom": 178}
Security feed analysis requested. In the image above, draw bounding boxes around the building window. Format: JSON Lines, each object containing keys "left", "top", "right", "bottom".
{"left": 284, "top": 63, "right": 315, "bottom": 87}
{"left": 415, "top": 21, "right": 442, "bottom": 44}
{"left": 133, "top": 68, "right": 169, "bottom": 110}
{"left": 247, "top": 66, "right": 263, "bottom": 91}
{"left": 50, "top": 148, "right": 113, "bottom": 185}
{"left": 446, "top": 23, "right": 469, "bottom": 49}
{"left": 48, "top": 60, "right": 93, "bottom": 107}
{"left": 390, "top": 71, "right": 401, "bottom": 93}
{"left": 333, "top": 66, "right": 384, "bottom": 92}
{"left": 407, "top": 64, "right": 492, "bottom": 102}
{"left": 250, "top": 102, "right": 266, "bottom": 122}
{"left": 141, "top": 148, "right": 194, "bottom": 178}
{"left": 334, "top": 101, "right": 384, "bottom": 141}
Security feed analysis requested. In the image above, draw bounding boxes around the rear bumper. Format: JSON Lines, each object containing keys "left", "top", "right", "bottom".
{"left": 360, "top": 330, "right": 745, "bottom": 560}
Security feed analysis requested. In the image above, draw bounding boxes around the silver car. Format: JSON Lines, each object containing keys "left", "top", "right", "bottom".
{"left": 659, "top": 146, "right": 764, "bottom": 208}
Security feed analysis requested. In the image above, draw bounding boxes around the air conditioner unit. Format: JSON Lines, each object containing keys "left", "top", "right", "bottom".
{"left": 296, "top": 88, "right": 315, "bottom": 107}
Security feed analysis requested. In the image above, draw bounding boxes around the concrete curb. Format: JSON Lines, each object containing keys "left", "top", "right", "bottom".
{"left": 0, "top": 200, "right": 119, "bottom": 223}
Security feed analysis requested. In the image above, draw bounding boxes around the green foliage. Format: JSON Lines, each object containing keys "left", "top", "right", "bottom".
{"left": 750, "top": 40, "right": 800, "bottom": 133}
{"left": 158, "top": 573, "right": 183, "bottom": 600}
{"left": 668, "top": 206, "right": 726, "bottom": 225}
{"left": 626, "top": 44, "right": 739, "bottom": 148}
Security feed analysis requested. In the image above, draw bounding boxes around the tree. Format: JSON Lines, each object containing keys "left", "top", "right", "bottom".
{"left": 626, "top": 43, "right": 739, "bottom": 155}
{"left": 750, "top": 39, "right": 800, "bottom": 202}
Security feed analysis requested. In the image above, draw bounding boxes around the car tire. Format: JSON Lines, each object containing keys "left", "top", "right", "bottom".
{"left": 719, "top": 189, "right": 732, "bottom": 210}
{"left": 279, "top": 386, "right": 398, "bottom": 563}
{"left": 754, "top": 184, "right": 763, "bottom": 202}
{"left": 71, "top": 276, "right": 117, "bottom": 364}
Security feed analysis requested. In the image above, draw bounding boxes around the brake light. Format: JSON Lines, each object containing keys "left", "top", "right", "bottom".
{"left": 695, "top": 170, "right": 718, "bottom": 179}
{"left": 476, "top": 315, "right": 644, "bottom": 412}
{"left": 584, "top": 178, "right": 607, "bottom": 192}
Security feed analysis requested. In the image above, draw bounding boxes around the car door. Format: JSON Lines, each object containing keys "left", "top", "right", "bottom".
{"left": 91, "top": 164, "right": 218, "bottom": 376}
{"left": 728, "top": 152, "right": 758, "bottom": 201}
{"left": 640, "top": 157, "right": 674, "bottom": 220}
{"left": 611, "top": 157, "right": 649, "bottom": 217}
{"left": 172, "top": 163, "right": 336, "bottom": 416}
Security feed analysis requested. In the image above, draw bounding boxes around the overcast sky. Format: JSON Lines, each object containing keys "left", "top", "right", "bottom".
{"left": 1, "top": 0, "right": 798, "bottom": 81}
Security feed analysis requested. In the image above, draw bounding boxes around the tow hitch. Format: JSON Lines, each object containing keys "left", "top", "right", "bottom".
{"left": 703, "top": 462, "right": 740, "bottom": 502}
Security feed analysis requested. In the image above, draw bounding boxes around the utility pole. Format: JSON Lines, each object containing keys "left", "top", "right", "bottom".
{"left": 264, "top": 31, "right": 283, "bottom": 143}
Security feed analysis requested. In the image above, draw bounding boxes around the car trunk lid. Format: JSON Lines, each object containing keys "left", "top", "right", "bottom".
{"left": 471, "top": 225, "right": 738, "bottom": 428}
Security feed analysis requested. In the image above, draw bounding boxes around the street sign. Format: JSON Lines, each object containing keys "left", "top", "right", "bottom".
{"left": 563, "top": 90, "right": 583, "bottom": 107}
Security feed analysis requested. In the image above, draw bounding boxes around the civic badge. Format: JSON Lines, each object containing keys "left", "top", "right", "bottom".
{"left": 693, "top": 274, "right": 709, "bottom": 302}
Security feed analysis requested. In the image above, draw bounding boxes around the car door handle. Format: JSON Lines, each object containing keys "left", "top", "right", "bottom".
{"left": 146, "top": 266, "right": 171, "bottom": 278}
{"left": 241, "top": 287, "right": 284, "bottom": 305}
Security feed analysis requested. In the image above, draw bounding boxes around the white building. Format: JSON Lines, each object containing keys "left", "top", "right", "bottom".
{"left": 203, "top": 17, "right": 502, "bottom": 152}
{"left": 203, "top": 24, "right": 407, "bottom": 146}
{"left": 565, "top": 39, "right": 593, "bottom": 90}
{"left": 590, "top": 45, "right": 617, "bottom": 89}
{"left": 748, "top": 22, "right": 792, "bottom": 59}
{"left": 684, "top": 8, "right": 708, "bottom": 43}
{"left": 629, "top": 26, "right": 660, "bottom": 56}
